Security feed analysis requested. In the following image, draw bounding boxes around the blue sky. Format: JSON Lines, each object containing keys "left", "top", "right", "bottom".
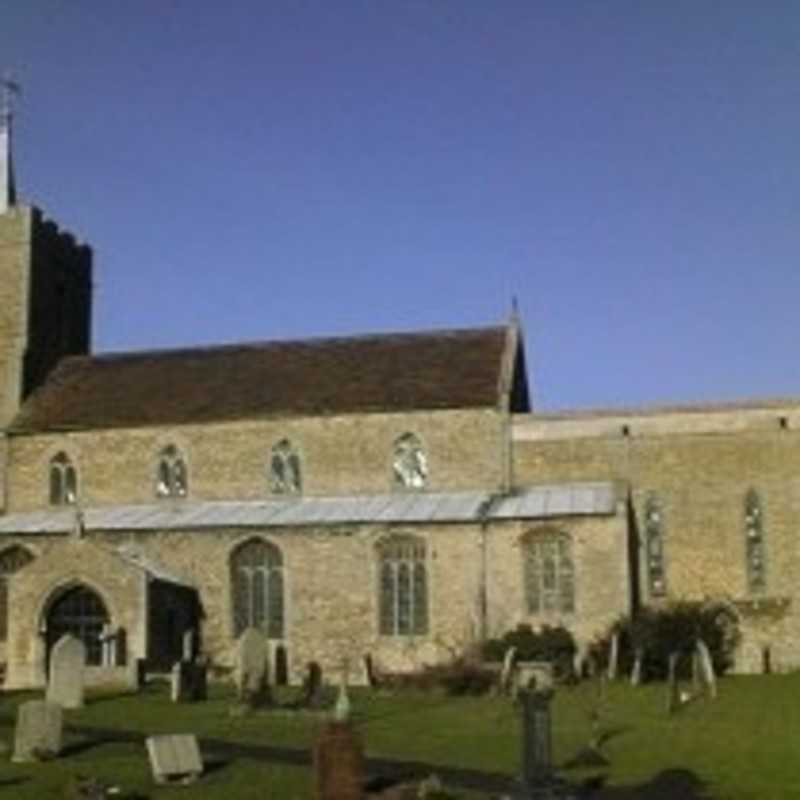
{"left": 3, "top": 2, "right": 799, "bottom": 410}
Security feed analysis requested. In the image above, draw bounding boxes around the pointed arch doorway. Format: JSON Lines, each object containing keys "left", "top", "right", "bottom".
{"left": 45, "top": 584, "right": 109, "bottom": 667}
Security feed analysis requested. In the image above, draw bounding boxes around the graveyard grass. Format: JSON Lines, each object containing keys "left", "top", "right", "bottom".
{"left": 0, "top": 673, "right": 798, "bottom": 799}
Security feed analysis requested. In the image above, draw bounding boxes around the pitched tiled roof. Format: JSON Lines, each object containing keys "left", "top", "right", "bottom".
{"left": 10, "top": 325, "right": 509, "bottom": 432}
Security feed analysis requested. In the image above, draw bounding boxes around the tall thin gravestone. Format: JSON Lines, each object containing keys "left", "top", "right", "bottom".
{"left": 696, "top": 639, "right": 717, "bottom": 699}
{"left": 234, "top": 627, "right": 272, "bottom": 708}
{"left": 521, "top": 689, "right": 554, "bottom": 790}
{"left": 47, "top": 633, "right": 86, "bottom": 709}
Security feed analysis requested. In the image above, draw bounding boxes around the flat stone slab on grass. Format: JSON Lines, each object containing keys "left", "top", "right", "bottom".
{"left": 146, "top": 734, "right": 204, "bottom": 784}
{"left": 13, "top": 700, "right": 63, "bottom": 762}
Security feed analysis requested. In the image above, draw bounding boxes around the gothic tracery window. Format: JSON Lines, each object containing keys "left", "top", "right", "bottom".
{"left": 377, "top": 535, "right": 428, "bottom": 635}
{"left": 392, "top": 433, "right": 428, "bottom": 490}
{"left": 231, "top": 539, "right": 285, "bottom": 638}
{"left": 49, "top": 452, "right": 78, "bottom": 506}
{"left": 269, "top": 439, "right": 302, "bottom": 495}
{"left": 0, "top": 546, "right": 34, "bottom": 642}
{"left": 644, "top": 495, "right": 666, "bottom": 597}
{"left": 744, "top": 489, "right": 766, "bottom": 593}
{"left": 523, "top": 530, "right": 575, "bottom": 614}
{"left": 156, "top": 445, "right": 188, "bottom": 499}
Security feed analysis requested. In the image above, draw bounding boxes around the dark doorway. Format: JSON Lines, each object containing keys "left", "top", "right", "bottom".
{"left": 46, "top": 585, "right": 109, "bottom": 667}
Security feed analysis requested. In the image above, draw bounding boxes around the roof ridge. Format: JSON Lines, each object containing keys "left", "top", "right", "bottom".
{"left": 72, "top": 323, "right": 507, "bottom": 365}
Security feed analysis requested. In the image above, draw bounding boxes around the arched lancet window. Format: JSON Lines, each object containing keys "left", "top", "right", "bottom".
{"left": 231, "top": 539, "right": 284, "bottom": 638}
{"left": 0, "top": 546, "right": 34, "bottom": 642}
{"left": 744, "top": 489, "right": 766, "bottom": 593}
{"left": 49, "top": 452, "right": 78, "bottom": 506}
{"left": 269, "top": 439, "right": 302, "bottom": 495}
{"left": 644, "top": 495, "right": 666, "bottom": 597}
{"left": 377, "top": 535, "right": 428, "bottom": 635}
{"left": 46, "top": 584, "right": 109, "bottom": 666}
{"left": 392, "top": 433, "right": 428, "bottom": 490}
{"left": 156, "top": 445, "right": 188, "bottom": 499}
{"left": 523, "top": 530, "right": 575, "bottom": 614}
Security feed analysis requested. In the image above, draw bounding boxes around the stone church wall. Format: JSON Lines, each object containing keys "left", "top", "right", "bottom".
{"left": 513, "top": 409, "right": 800, "bottom": 671}
{"left": 6, "top": 407, "right": 505, "bottom": 512}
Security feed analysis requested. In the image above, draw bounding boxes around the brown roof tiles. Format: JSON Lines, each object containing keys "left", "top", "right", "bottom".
{"left": 10, "top": 325, "right": 509, "bottom": 432}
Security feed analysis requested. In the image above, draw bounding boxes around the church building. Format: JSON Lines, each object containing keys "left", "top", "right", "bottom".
{"left": 0, "top": 105, "right": 795, "bottom": 689}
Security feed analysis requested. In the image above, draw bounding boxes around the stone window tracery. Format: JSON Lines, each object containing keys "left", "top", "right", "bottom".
{"left": 744, "top": 489, "right": 766, "bottom": 593}
{"left": 377, "top": 534, "right": 428, "bottom": 636}
{"left": 231, "top": 539, "right": 285, "bottom": 639}
{"left": 392, "top": 433, "right": 428, "bottom": 490}
{"left": 49, "top": 452, "right": 78, "bottom": 506}
{"left": 523, "top": 530, "right": 575, "bottom": 614}
{"left": 269, "top": 439, "right": 302, "bottom": 495}
{"left": 156, "top": 445, "right": 188, "bottom": 499}
{"left": 644, "top": 495, "right": 666, "bottom": 597}
{"left": 0, "top": 546, "right": 34, "bottom": 642}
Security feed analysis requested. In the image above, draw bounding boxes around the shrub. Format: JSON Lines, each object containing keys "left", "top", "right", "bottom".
{"left": 381, "top": 658, "right": 495, "bottom": 695}
{"left": 593, "top": 601, "right": 740, "bottom": 682}
{"left": 482, "top": 623, "right": 577, "bottom": 680}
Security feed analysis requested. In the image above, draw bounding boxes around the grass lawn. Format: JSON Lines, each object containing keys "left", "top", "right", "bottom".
{"left": 0, "top": 673, "right": 798, "bottom": 798}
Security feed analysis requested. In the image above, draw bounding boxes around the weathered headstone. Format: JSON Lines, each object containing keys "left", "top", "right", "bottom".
{"left": 234, "top": 627, "right": 272, "bottom": 708}
{"left": 303, "top": 661, "right": 325, "bottom": 708}
{"left": 696, "top": 639, "right": 717, "bottom": 699}
{"left": 666, "top": 652, "right": 680, "bottom": 713}
{"left": 12, "top": 700, "right": 63, "bottom": 762}
{"left": 499, "top": 646, "right": 517, "bottom": 694}
{"left": 313, "top": 721, "right": 364, "bottom": 800}
{"left": 334, "top": 665, "right": 351, "bottom": 722}
{"left": 47, "top": 633, "right": 86, "bottom": 709}
{"left": 630, "top": 647, "right": 644, "bottom": 686}
{"left": 182, "top": 628, "right": 195, "bottom": 662}
{"left": 171, "top": 660, "right": 208, "bottom": 703}
{"left": 520, "top": 689, "right": 554, "bottom": 789}
{"left": 362, "top": 653, "right": 378, "bottom": 688}
{"left": 146, "top": 734, "right": 204, "bottom": 784}
{"left": 607, "top": 632, "right": 619, "bottom": 680}
{"left": 127, "top": 657, "right": 146, "bottom": 692}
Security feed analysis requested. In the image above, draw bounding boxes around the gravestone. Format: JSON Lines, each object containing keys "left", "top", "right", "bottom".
{"left": 127, "top": 657, "right": 146, "bottom": 691}
{"left": 696, "top": 639, "right": 717, "bottom": 699}
{"left": 234, "top": 627, "right": 272, "bottom": 708}
{"left": 303, "top": 661, "right": 325, "bottom": 708}
{"left": 630, "top": 647, "right": 644, "bottom": 686}
{"left": 13, "top": 700, "right": 63, "bottom": 762}
{"left": 607, "top": 632, "right": 619, "bottom": 680}
{"left": 520, "top": 689, "right": 553, "bottom": 789}
{"left": 313, "top": 721, "right": 364, "bottom": 800}
{"left": 334, "top": 663, "right": 351, "bottom": 721}
{"left": 47, "top": 633, "right": 86, "bottom": 709}
{"left": 171, "top": 659, "right": 208, "bottom": 703}
{"left": 666, "top": 652, "right": 680, "bottom": 713}
{"left": 362, "top": 653, "right": 378, "bottom": 688}
{"left": 499, "top": 646, "right": 517, "bottom": 694}
{"left": 146, "top": 734, "right": 204, "bottom": 784}
{"left": 182, "top": 629, "right": 195, "bottom": 662}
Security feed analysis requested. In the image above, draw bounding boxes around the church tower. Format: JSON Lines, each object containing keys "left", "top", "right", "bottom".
{"left": 0, "top": 80, "right": 92, "bottom": 428}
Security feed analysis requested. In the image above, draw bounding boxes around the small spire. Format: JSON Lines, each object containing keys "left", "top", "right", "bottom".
{"left": 0, "top": 72, "right": 21, "bottom": 214}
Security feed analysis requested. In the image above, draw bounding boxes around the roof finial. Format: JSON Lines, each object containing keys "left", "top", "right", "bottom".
{"left": 0, "top": 71, "right": 21, "bottom": 214}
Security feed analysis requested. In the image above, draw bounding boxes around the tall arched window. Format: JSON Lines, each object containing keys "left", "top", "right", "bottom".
{"left": 523, "top": 530, "right": 575, "bottom": 614}
{"left": 644, "top": 495, "right": 666, "bottom": 597}
{"left": 392, "top": 433, "right": 428, "bottom": 490}
{"left": 269, "top": 439, "right": 302, "bottom": 495}
{"left": 744, "top": 488, "right": 766, "bottom": 593}
{"left": 377, "top": 535, "right": 428, "bottom": 635}
{"left": 156, "top": 445, "right": 188, "bottom": 499}
{"left": 46, "top": 584, "right": 109, "bottom": 666}
{"left": 49, "top": 452, "right": 78, "bottom": 506}
{"left": 0, "top": 546, "right": 34, "bottom": 642}
{"left": 231, "top": 539, "right": 285, "bottom": 638}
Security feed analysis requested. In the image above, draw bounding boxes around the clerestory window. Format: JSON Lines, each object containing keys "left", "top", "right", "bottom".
{"left": 269, "top": 439, "right": 302, "bottom": 495}
{"left": 523, "top": 530, "right": 575, "bottom": 614}
{"left": 392, "top": 433, "right": 428, "bottom": 490}
{"left": 377, "top": 534, "right": 428, "bottom": 636}
{"left": 49, "top": 452, "right": 78, "bottom": 506}
{"left": 156, "top": 445, "right": 188, "bottom": 499}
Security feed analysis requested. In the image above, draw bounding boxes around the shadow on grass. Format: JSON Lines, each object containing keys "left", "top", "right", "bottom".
{"left": 585, "top": 768, "right": 715, "bottom": 799}
{"left": 0, "top": 777, "right": 29, "bottom": 788}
